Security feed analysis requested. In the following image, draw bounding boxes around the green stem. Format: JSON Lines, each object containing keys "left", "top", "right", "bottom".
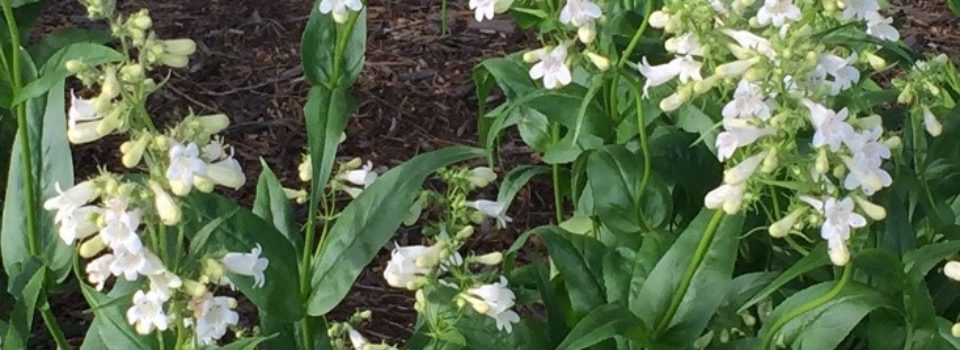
{"left": 653, "top": 210, "right": 725, "bottom": 337}
{"left": 608, "top": 1, "right": 654, "bottom": 135}
{"left": 760, "top": 263, "right": 854, "bottom": 349}
{"left": 550, "top": 122, "right": 563, "bottom": 223}
{"left": 39, "top": 301, "right": 70, "bottom": 350}
{"left": 328, "top": 11, "right": 360, "bottom": 89}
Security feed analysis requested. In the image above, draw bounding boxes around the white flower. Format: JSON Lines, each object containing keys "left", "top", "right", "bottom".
{"left": 205, "top": 156, "right": 246, "bottom": 190}
{"left": 665, "top": 33, "right": 703, "bottom": 56}
{"left": 126, "top": 290, "right": 169, "bottom": 335}
{"left": 466, "top": 199, "right": 513, "bottom": 228}
{"left": 148, "top": 270, "right": 182, "bottom": 301}
{"left": 53, "top": 205, "right": 101, "bottom": 245}
{"left": 67, "top": 91, "right": 106, "bottom": 144}
{"left": 840, "top": 0, "right": 879, "bottom": 21}
{"left": 807, "top": 197, "right": 866, "bottom": 266}
{"left": 723, "top": 30, "right": 776, "bottom": 59}
{"left": 529, "top": 45, "right": 573, "bottom": 90}
{"left": 802, "top": 99, "right": 854, "bottom": 152}
{"left": 723, "top": 79, "right": 772, "bottom": 120}
{"left": 756, "top": 0, "right": 801, "bottom": 28}
{"left": 463, "top": 276, "right": 521, "bottom": 333}
{"left": 844, "top": 127, "right": 890, "bottom": 166}
{"left": 865, "top": 13, "right": 899, "bottom": 41}
{"left": 109, "top": 247, "right": 162, "bottom": 281}
{"left": 86, "top": 254, "right": 115, "bottom": 291}
{"left": 705, "top": 183, "right": 745, "bottom": 214}
{"left": 345, "top": 324, "right": 369, "bottom": 350}
{"left": 44, "top": 181, "right": 99, "bottom": 212}
{"left": 945, "top": 261, "right": 960, "bottom": 282}
{"left": 201, "top": 137, "right": 228, "bottom": 161}
{"left": 99, "top": 198, "right": 143, "bottom": 253}
{"left": 166, "top": 142, "right": 208, "bottom": 196}
{"left": 467, "top": 167, "right": 498, "bottom": 188}
{"left": 560, "top": 0, "right": 602, "bottom": 33}
{"left": 150, "top": 181, "right": 182, "bottom": 226}
{"left": 339, "top": 161, "right": 378, "bottom": 198}
{"left": 637, "top": 55, "right": 702, "bottom": 96}
{"left": 221, "top": 244, "right": 269, "bottom": 288}
{"left": 715, "top": 118, "right": 774, "bottom": 161}
{"left": 922, "top": 106, "right": 943, "bottom": 137}
{"left": 384, "top": 245, "right": 434, "bottom": 289}
{"left": 723, "top": 152, "right": 766, "bottom": 185}
{"left": 318, "top": 0, "right": 363, "bottom": 23}
{"left": 813, "top": 53, "right": 860, "bottom": 95}
{"left": 841, "top": 156, "right": 892, "bottom": 195}
{"left": 193, "top": 293, "right": 239, "bottom": 346}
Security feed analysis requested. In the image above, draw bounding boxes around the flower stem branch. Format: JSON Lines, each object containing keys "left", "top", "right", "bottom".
{"left": 654, "top": 210, "right": 725, "bottom": 337}
{"left": 760, "top": 262, "right": 854, "bottom": 349}
{"left": 550, "top": 122, "right": 563, "bottom": 223}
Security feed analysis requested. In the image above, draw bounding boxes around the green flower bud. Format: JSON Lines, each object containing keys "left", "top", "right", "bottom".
{"left": 120, "top": 64, "right": 145, "bottom": 83}
{"left": 163, "top": 38, "right": 197, "bottom": 56}
{"left": 79, "top": 235, "right": 107, "bottom": 258}
{"left": 66, "top": 59, "right": 87, "bottom": 74}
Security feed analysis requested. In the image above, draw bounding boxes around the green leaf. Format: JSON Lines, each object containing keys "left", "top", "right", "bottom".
{"left": 306, "top": 146, "right": 486, "bottom": 315}
{"left": 497, "top": 164, "right": 550, "bottom": 209}
{"left": 539, "top": 226, "right": 608, "bottom": 314}
{"left": 738, "top": 244, "right": 829, "bottom": 313}
{"left": 304, "top": 85, "right": 354, "bottom": 213}
{"left": 205, "top": 335, "right": 277, "bottom": 350}
{"left": 185, "top": 192, "right": 303, "bottom": 321}
{"left": 1, "top": 258, "right": 43, "bottom": 350}
{"left": 28, "top": 27, "right": 112, "bottom": 66}
{"left": 764, "top": 282, "right": 891, "bottom": 350}
{"left": 555, "top": 303, "right": 637, "bottom": 350}
{"left": 301, "top": 8, "right": 366, "bottom": 86}
{"left": 630, "top": 210, "right": 744, "bottom": 347}
{"left": 676, "top": 104, "right": 718, "bottom": 156}
{"left": 904, "top": 240, "right": 960, "bottom": 283}
{"left": 253, "top": 159, "right": 301, "bottom": 255}
{"left": 14, "top": 43, "right": 123, "bottom": 106}
{"left": 2, "top": 78, "right": 73, "bottom": 283}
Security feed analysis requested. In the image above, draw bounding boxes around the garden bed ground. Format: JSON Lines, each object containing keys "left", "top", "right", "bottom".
{"left": 27, "top": 0, "right": 960, "bottom": 347}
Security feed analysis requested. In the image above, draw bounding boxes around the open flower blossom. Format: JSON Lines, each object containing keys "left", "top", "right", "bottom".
{"left": 466, "top": 199, "right": 513, "bottom": 228}
{"left": 802, "top": 99, "right": 854, "bottom": 152}
{"left": 841, "top": 0, "right": 879, "bottom": 21}
{"left": 528, "top": 44, "right": 572, "bottom": 90}
{"left": 127, "top": 290, "right": 169, "bottom": 335}
{"left": 723, "top": 30, "right": 776, "bottom": 59}
{"left": 638, "top": 55, "right": 703, "bottom": 96}
{"left": 384, "top": 244, "right": 441, "bottom": 290}
{"left": 715, "top": 118, "right": 774, "bottom": 161}
{"left": 802, "top": 196, "right": 866, "bottom": 266}
{"left": 221, "top": 244, "right": 269, "bottom": 288}
{"left": 99, "top": 198, "right": 144, "bottom": 253}
{"left": 755, "top": 0, "right": 801, "bottom": 28}
{"left": 469, "top": 0, "right": 511, "bottom": 22}
{"left": 53, "top": 205, "right": 101, "bottom": 245}
{"left": 705, "top": 183, "right": 745, "bottom": 214}
{"left": 166, "top": 142, "right": 208, "bottom": 196}
{"left": 193, "top": 293, "right": 239, "bottom": 345}
{"left": 86, "top": 254, "right": 115, "bottom": 291}
{"left": 559, "top": 0, "right": 602, "bottom": 43}
{"left": 462, "top": 276, "right": 520, "bottom": 333}
{"left": 148, "top": 270, "right": 183, "bottom": 301}
{"left": 813, "top": 53, "right": 860, "bottom": 95}
{"left": 67, "top": 91, "right": 107, "bottom": 144}
{"left": 841, "top": 156, "right": 892, "bottom": 195}
{"left": 318, "top": 0, "right": 363, "bottom": 23}
{"left": 665, "top": 33, "right": 703, "bottom": 56}
{"left": 44, "top": 181, "right": 99, "bottom": 213}
{"left": 723, "top": 79, "right": 772, "bottom": 120}
{"left": 865, "top": 13, "right": 899, "bottom": 41}
{"left": 339, "top": 160, "right": 379, "bottom": 198}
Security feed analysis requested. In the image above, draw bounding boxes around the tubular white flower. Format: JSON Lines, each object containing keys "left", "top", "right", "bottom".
{"left": 528, "top": 44, "right": 573, "bottom": 90}
{"left": 150, "top": 181, "right": 181, "bottom": 226}
{"left": 769, "top": 208, "right": 804, "bottom": 238}
{"left": 166, "top": 142, "right": 208, "bottom": 196}
{"left": 148, "top": 270, "right": 182, "bottom": 301}
{"left": 665, "top": 33, "right": 703, "bottom": 56}
{"left": 722, "top": 79, "right": 772, "bottom": 120}
{"left": 44, "top": 181, "right": 98, "bottom": 212}
{"left": 922, "top": 106, "right": 943, "bottom": 137}
{"left": 638, "top": 55, "right": 702, "bottom": 96}
{"left": 340, "top": 161, "right": 378, "bottom": 187}
{"left": 86, "top": 254, "right": 114, "bottom": 291}
{"left": 121, "top": 136, "right": 150, "bottom": 168}
{"left": 193, "top": 293, "right": 239, "bottom": 346}
{"left": 705, "top": 183, "right": 745, "bottom": 214}
{"left": 724, "top": 151, "right": 767, "bottom": 185}
{"left": 99, "top": 198, "right": 143, "bottom": 253}
{"left": 840, "top": 0, "right": 879, "bottom": 21}
{"left": 560, "top": 0, "right": 602, "bottom": 44}
{"left": 206, "top": 156, "right": 246, "bottom": 190}
{"left": 346, "top": 324, "right": 369, "bottom": 350}
{"left": 659, "top": 88, "right": 691, "bottom": 113}
{"left": 841, "top": 156, "right": 892, "bottom": 195}
{"left": 813, "top": 53, "right": 860, "bottom": 95}
{"left": 319, "top": 0, "right": 363, "bottom": 23}
{"left": 723, "top": 30, "right": 776, "bottom": 59}
{"left": 945, "top": 261, "right": 960, "bottom": 282}
{"left": 221, "top": 244, "right": 269, "bottom": 288}
{"left": 648, "top": 11, "right": 671, "bottom": 29}
{"left": 54, "top": 205, "right": 101, "bottom": 245}
{"left": 853, "top": 196, "right": 886, "bottom": 220}
{"left": 383, "top": 244, "right": 439, "bottom": 290}
{"left": 715, "top": 57, "right": 759, "bottom": 78}
{"left": 463, "top": 276, "right": 521, "bottom": 333}
{"left": 466, "top": 199, "right": 513, "bottom": 228}
{"left": 865, "top": 13, "right": 899, "bottom": 41}
{"left": 79, "top": 234, "right": 107, "bottom": 258}
{"left": 715, "top": 118, "right": 774, "bottom": 161}
{"left": 802, "top": 99, "right": 854, "bottom": 152}
{"left": 814, "top": 197, "right": 866, "bottom": 266}
{"left": 126, "top": 290, "right": 169, "bottom": 335}
{"left": 756, "top": 0, "right": 801, "bottom": 28}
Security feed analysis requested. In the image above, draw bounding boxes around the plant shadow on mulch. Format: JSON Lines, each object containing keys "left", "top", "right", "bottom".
{"left": 24, "top": 0, "right": 960, "bottom": 347}
{"left": 29, "top": 0, "right": 551, "bottom": 347}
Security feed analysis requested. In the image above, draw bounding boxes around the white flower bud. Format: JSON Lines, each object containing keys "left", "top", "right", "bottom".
{"left": 284, "top": 187, "right": 308, "bottom": 204}
{"left": 769, "top": 209, "right": 804, "bottom": 238}
{"left": 468, "top": 252, "right": 503, "bottom": 266}
{"left": 884, "top": 136, "right": 901, "bottom": 149}
{"left": 922, "top": 106, "right": 943, "bottom": 137}
{"left": 648, "top": 11, "right": 670, "bottom": 29}
{"left": 183, "top": 280, "right": 207, "bottom": 298}
{"left": 99, "top": 66, "right": 121, "bottom": 100}
{"left": 197, "top": 114, "right": 230, "bottom": 135}
{"left": 467, "top": 167, "right": 497, "bottom": 188}
{"left": 952, "top": 323, "right": 960, "bottom": 338}
{"left": 715, "top": 58, "right": 759, "bottom": 79}
{"left": 761, "top": 147, "right": 778, "bottom": 173}
{"left": 523, "top": 48, "right": 548, "bottom": 63}
{"left": 584, "top": 52, "right": 610, "bottom": 72}
{"left": 660, "top": 87, "right": 692, "bottom": 112}
{"left": 456, "top": 226, "right": 475, "bottom": 240}
{"left": 829, "top": 242, "right": 850, "bottom": 266}
{"left": 79, "top": 235, "right": 107, "bottom": 258}
{"left": 150, "top": 181, "right": 181, "bottom": 226}
{"left": 897, "top": 86, "right": 914, "bottom": 105}
{"left": 207, "top": 158, "right": 246, "bottom": 190}
{"left": 945, "top": 261, "right": 960, "bottom": 282}
{"left": 299, "top": 156, "right": 312, "bottom": 182}
{"left": 694, "top": 76, "right": 719, "bottom": 95}
{"left": 578, "top": 23, "right": 597, "bottom": 44}
{"left": 65, "top": 59, "right": 87, "bottom": 73}
{"left": 95, "top": 109, "right": 121, "bottom": 136}
{"left": 724, "top": 152, "right": 766, "bottom": 185}
{"left": 169, "top": 179, "right": 192, "bottom": 196}
{"left": 163, "top": 39, "right": 197, "bottom": 56}
{"left": 853, "top": 196, "right": 886, "bottom": 220}
{"left": 121, "top": 135, "right": 149, "bottom": 168}
{"left": 815, "top": 148, "right": 829, "bottom": 174}
{"left": 160, "top": 54, "right": 190, "bottom": 68}
{"left": 119, "top": 64, "right": 145, "bottom": 83}
{"left": 865, "top": 52, "right": 886, "bottom": 71}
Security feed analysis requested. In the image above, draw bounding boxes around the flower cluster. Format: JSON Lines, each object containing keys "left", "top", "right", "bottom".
{"left": 45, "top": 2, "right": 270, "bottom": 345}
{"left": 471, "top": 0, "right": 609, "bottom": 90}
{"left": 639, "top": 0, "right": 950, "bottom": 266}
{"left": 381, "top": 167, "right": 520, "bottom": 334}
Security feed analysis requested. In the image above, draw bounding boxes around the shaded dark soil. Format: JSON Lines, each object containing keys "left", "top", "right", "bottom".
{"left": 22, "top": 0, "right": 960, "bottom": 347}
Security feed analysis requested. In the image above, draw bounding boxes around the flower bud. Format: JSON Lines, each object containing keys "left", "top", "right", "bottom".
{"left": 203, "top": 259, "right": 226, "bottom": 281}
{"left": 815, "top": 148, "right": 829, "bottom": 174}
{"left": 716, "top": 58, "right": 759, "bottom": 79}
{"left": 694, "top": 76, "right": 719, "bottom": 95}
{"left": 193, "top": 175, "right": 215, "bottom": 193}
{"left": 829, "top": 242, "right": 850, "bottom": 266}
{"left": 299, "top": 157, "right": 312, "bottom": 182}
{"left": 922, "top": 106, "right": 943, "bottom": 137}
{"left": 466, "top": 167, "right": 497, "bottom": 188}
{"left": 853, "top": 196, "right": 886, "bottom": 220}
{"left": 926, "top": 82, "right": 941, "bottom": 97}
{"left": 462, "top": 294, "right": 491, "bottom": 314}
{"left": 79, "top": 235, "right": 107, "bottom": 258}
{"left": 163, "top": 39, "right": 197, "bottom": 56}
{"left": 944, "top": 261, "right": 960, "bottom": 284}
{"left": 865, "top": 52, "right": 886, "bottom": 71}
{"left": 65, "top": 59, "right": 87, "bottom": 74}
{"left": 284, "top": 187, "right": 308, "bottom": 204}
{"left": 649, "top": 11, "right": 670, "bottom": 29}
{"left": 183, "top": 279, "right": 208, "bottom": 298}
{"left": 577, "top": 24, "right": 597, "bottom": 44}
{"left": 897, "top": 85, "right": 914, "bottom": 105}
{"left": 456, "top": 226, "right": 475, "bottom": 240}
{"left": 150, "top": 181, "right": 182, "bottom": 225}
{"left": 523, "top": 48, "right": 547, "bottom": 63}
{"left": 744, "top": 67, "right": 766, "bottom": 82}
{"left": 769, "top": 209, "right": 803, "bottom": 238}
{"left": 468, "top": 252, "right": 503, "bottom": 266}
{"left": 119, "top": 64, "right": 145, "bottom": 83}
{"left": 68, "top": 122, "right": 103, "bottom": 144}
{"left": 207, "top": 159, "right": 246, "bottom": 189}
{"left": 723, "top": 152, "right": 766, "bottom": 185}
{"left": 121, "top": 135, "right": 149, "bottom": 168}
{"left": 884, "top": 136, "right": 901, "bottom": 149}
{"left": 99, "top": 66, "right": 121, "bottom": 100}
{"left": 160, "top": 53, "right": 190, "bottom": 68}
{"left": 169, "top": 180, "right": 192, "bottom": 196}
{"left": 344, "top": 157, "right": 364, "bottom": 170}
{"left": 660, "top": 86, "right": 692, "bottom": 112}
{"left": 198, "top": 114, "right": 230, "bottom": 134}
{"left": 952, "top": 323, "right": 960, "bottom": 338}
{"left": 130, "top": 10, "right": 152, "bottom": 30}
{"left": 761, "top": 147, "right": 778, "bottom": 173}
{"left": 494, "top": 0, "right": 513, "bottom": 13}
{"left": 741, "top": 312, "right": 756, "bottom": 327}
{"left": 332, "top": 12, "right": 350, "bottom": 24}
{"left": 584, "top": 52, "right": 610, "bottom": 71}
